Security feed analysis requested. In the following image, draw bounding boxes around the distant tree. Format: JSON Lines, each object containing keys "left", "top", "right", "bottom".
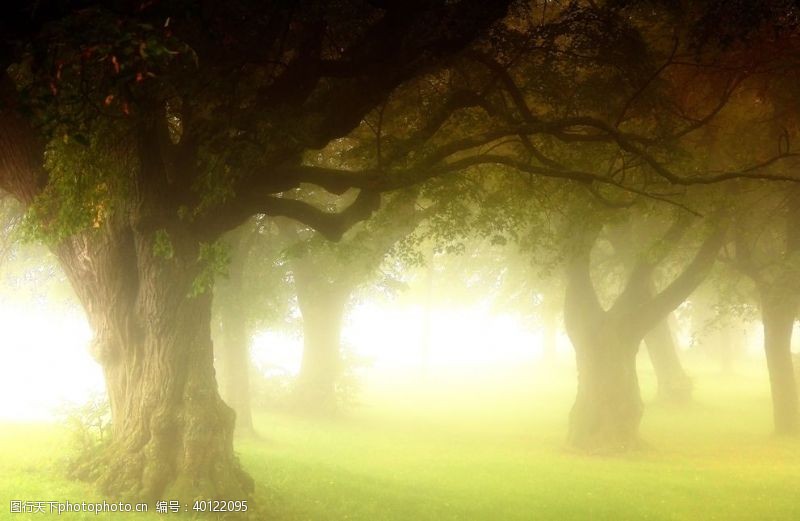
{"left": 213, "top": 216, "right": 289, "bottom": 435}
{"left": 726, "top": 184, "right": 800, "bottom": 434}
{"left": 687, "top": 273, "right": 754, "bottom": 374}
{"left": 277, "top": 190, "right": 428, "bottom": 413}
{"left": 606, "top": 221, "right": 693, "bottom": 403}
{"left": 562, "top": 197, "right": 727, "bottom": 451}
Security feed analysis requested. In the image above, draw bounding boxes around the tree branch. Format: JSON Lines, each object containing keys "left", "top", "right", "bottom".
{"left": 260, "top": 189, "right": 381, "bottom": 241}
{"left": 633, "top": 221, "right": 728, "bottom": 338}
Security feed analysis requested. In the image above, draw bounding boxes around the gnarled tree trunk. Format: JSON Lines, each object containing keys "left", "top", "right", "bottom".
{"left": 563, "top": 215, "right": 724, "bottom": 451}
{"left": 563, "top": 224, "right": 643, "bottom": 450}
{"left": 58, "top": 219, "right": 253, "bottom": 502}
{"left": 1, "top": 73, "right": 253, "bottom": 502}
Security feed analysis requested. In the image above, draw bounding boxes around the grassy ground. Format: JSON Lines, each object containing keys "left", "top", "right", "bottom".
{"left": 1, "top": 365, "right": 798, "bottom": 520}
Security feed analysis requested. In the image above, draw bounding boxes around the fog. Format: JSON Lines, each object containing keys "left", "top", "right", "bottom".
{"left": 1, "top": 233, "right": 798, "bottom": 520}
{"left": 0, "top": 259, "right": 786, "bottom": 420}
{"left": 4, "top": 2, "right": 800, "bottom": 520}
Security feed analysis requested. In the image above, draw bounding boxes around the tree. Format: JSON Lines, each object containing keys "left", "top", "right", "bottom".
{"left": 214, "top": 224, "right": 257, "bottom": 434}
{"left": 725, "top": 183, "right": 800, "bottom": 434}
{"left": 643, "top": 316, "right": 693, "bottom": 402}
{"left": 213, "top": 215, "right": 290, "bottom": 435}
{"left": 607, "top": 221, "right": 693, "bottom": 403}
{"left": 278, "top": 190, "right": 427, "bottom": 413}
{"left": 0, "top": 0, "right": 512, "bottom": 500}
{"left": 562, "top": 200, "right": 727, "bottom": 451}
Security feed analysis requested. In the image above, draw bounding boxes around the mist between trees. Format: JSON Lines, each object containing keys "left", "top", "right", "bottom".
{"left": 1, "top": 1, "right": 800, "bottom": 519}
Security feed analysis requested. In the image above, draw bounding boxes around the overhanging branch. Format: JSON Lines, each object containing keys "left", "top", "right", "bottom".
{"left": 261, "top": 189, "right": 381, "bottom": 241}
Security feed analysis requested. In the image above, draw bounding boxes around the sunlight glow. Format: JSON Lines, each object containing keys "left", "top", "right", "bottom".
{"left": 0, "top": 300, "right": 101, "bottom": 421}
{"left": 251, "top": 301, "right": 549, "bottom": 378}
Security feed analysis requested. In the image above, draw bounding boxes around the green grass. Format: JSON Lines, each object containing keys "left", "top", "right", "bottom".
{"left": 2, "top": 365, "right": 799, "bottom": 520}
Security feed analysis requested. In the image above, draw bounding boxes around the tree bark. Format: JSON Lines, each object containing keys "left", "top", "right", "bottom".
{"left": 644, "top": 316, "right": 693, "bottom": 403}
{"left": 759, "top": 285, "right": 800, "bottom": 435}
{"left": 58, "top": 221, "right": 253, "bottom": 502}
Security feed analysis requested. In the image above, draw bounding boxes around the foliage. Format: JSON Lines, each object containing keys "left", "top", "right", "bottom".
{"left": 152, "top": 228, "right": 174, "bottom": 260}
{"left": 190, "top": 240, "right": 230, "bottom": 297}
{"left": 58, "top": 394, "right": 112, "bottom": 468}
{"left": 18, "top": 7, "right": 195, "bottom": 139}
{"left": 21, "top": 124, "right": 133, "bottom": 243}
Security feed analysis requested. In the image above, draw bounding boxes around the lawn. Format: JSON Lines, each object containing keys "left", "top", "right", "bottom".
{"left": 1, "top": 365, "right": 798, "bottom": 520}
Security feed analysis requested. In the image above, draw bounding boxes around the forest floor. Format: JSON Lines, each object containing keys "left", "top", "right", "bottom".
{"left": 1, "top": 364, "right": 799, "bottom": 520}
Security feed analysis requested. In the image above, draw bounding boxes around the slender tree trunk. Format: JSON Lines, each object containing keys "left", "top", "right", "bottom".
{"left": 294, "top": 279, "right": 349, "bottom": 413}
{"left": 644, "top": 317, "right": 693, "bottom": 403}
{"left": 217, "top": 299, "right": 255, "bottom": 434}
{"left": 58, "top": 222, "right": 253, "bottom": 502}
{"left": 759, "top": 285, "right": 800, "bottom": 435}
{"left": 214, "top": 228, "right": 255, "bottom": 434}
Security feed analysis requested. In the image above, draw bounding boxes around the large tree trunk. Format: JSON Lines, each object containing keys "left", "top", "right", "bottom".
{"left": 568, "top": 326, "right": 643, "bottom": 451}
{"left": 644, "top": 317, "right": 693, "bottom": 403}
{"left": 293, "top": 280, "right": 349, "bottom": 413}
{"left": 563, "top": 224, "right": 643, "bottom": 451}
{"left": 563, "top": 216, "right": 724, "bottom": 451}
{"left": 1, "top": 76, "right": 253, "bottom": 501}
{"left": 759, "top": 285, "right": 800, "bottom": 435}
{"left": 58, "top": 222, "right": 253, "bottom": 502}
